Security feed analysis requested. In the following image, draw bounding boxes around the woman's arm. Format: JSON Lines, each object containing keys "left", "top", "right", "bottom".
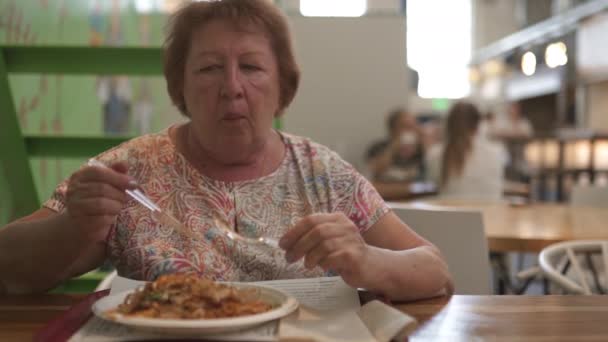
{"left": 0, "top": 209, "right": 106, "bottom": 294}
{"left": 280, "top": 211, "right": 453, "bottom": 302}
{"left": 0, "top": 161, "right": 135, "bottom": 294}
{"left": 361, "top": 212, "right": 453, "bottom": 301}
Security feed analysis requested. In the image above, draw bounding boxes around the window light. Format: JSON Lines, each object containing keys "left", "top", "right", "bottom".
{"left": 406, "top": 0, "right": 472, "bottom": 99}
{"left": 300, "top": 0, "right": 367, "bottom": 17}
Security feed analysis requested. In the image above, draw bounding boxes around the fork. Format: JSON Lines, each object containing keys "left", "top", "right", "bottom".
{"left": 211, "top": 212, "right": 279, "bottom": 249}
{"left": 88, "top": 159, "right": 279, "bottom": 248}
{"left": 87, "top": 159, "right": 197, "bottom": 240}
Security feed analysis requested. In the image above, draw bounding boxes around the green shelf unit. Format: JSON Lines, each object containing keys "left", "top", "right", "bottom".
{"left": 3, "top": 46, "right": 164, "bottom": 75}
{"left": 1, "top": 45, "right": 163, "bottom": 218}
{"left": 0, "top": 45, "right": 163, "bottom": 293}
{"left": 25, "top": 136, "right": 133, "bottom": 158}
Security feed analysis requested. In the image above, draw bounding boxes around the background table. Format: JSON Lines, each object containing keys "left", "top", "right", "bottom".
{"left": 397, "top": 200, "right": 608, "bottom": 253}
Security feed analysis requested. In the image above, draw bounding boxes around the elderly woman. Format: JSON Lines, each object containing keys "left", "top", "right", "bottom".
{"left": 0, "top": 0, "right": 451, "bottom": 301}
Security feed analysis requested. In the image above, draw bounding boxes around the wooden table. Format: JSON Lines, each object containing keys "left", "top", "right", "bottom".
{"left": 401, "top": 295, "right": 608, "bottom": 341}
{"left": 0, "top": 293, "right": 80, "bottom": 341}
{"left": 396, "top": 200, "right": 608, "bottom": 253}
{"left": 3, "top": 293, "right": 608, "bottom": 341}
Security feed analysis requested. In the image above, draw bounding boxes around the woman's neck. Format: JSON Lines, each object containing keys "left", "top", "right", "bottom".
{"left": 171, "top": 123, "right": 285, "bottom": 182}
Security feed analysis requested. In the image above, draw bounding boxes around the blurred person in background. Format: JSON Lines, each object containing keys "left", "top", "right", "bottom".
{"left": 366, "top": 108, "right": 426, "bottom": 200}
{"left": 426, "top": 102, "right": 507, "bottom": 200}
{"left": 478, "top": 111, "right": 496, "bottom": 140}
{"left": 491, "top": 102, "right": 533, "bottom": 139}
{"left": 491, "top": 102, "right": 533, "bottom": 182}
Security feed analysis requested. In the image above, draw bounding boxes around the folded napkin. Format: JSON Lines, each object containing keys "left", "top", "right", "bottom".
{"left": 279, "top": 300, "right": 417, "bottom": 342}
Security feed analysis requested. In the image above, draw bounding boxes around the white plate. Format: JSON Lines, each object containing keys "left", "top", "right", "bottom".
{"left": 92, "top": 283, "right": 299, "bottom": 335}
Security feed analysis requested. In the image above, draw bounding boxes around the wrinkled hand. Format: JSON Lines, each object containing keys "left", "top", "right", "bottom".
{"left": 65, "top": 161, "right": 136, "bottom": 243}
{"left": 279, "top": 213, "right": 370, "bottom": 288}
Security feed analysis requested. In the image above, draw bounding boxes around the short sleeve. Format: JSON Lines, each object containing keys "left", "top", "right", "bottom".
{"left": 325, "top": 151, "right": 390, "bottom": 234}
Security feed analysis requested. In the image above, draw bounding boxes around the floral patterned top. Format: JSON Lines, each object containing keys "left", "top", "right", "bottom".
{"left": 44, "top": 128, "right": 389, "bottom": 281}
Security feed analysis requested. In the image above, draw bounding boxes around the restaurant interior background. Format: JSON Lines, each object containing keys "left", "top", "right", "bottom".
{"left": 1, "top": 0, "right": 608, "bottom": 293}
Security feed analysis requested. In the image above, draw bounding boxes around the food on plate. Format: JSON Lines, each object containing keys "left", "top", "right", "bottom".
{"left": 110, "top": 274, "right": 272, "bottom": 319}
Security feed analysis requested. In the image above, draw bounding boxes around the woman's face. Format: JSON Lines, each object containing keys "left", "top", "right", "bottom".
{"left": 183, "top": 20, "right": 280, "bottom": 156}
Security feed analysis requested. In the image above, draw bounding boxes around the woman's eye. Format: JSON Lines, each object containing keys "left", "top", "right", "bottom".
{"left": 198, "top": 65, "right": 221, "bottom": 73}
{"left": 241, "top": 64, "right": 261, "bottom": 71}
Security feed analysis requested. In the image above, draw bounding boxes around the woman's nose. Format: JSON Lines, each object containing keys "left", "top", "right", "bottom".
{"left": 220, "top": 65, "right": 244, "bottom": 99}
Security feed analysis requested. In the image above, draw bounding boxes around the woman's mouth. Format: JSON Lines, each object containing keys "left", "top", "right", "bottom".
{"left": 222, "top": 112, "right": 246, "bottom": 121}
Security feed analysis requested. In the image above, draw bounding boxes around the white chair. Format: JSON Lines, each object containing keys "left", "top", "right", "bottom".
{"left": 539, "top": 240, "right": 608, "bottom": 294}
{"left": 388, "top": 203, "right": 492, "bottom": 294}
{"left": 570, "top": 185, "right": 608, "bottom": 208}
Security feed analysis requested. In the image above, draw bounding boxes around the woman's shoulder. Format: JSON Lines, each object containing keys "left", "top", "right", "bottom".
{"left": 280, "top": 132, "right": 356, "bottom": 176}
{"left": 281, "top": 132, "right": 341, "bottom": 160}
{"left": 476, "top": 139, "right": 504, "bottom": 153}
{"left": 96, "top": 128, "right": 174, "bottom": 164}
{"left": 473, "top": 139, "right": 508, "bottom": 163}
{"left": 125, "top": 129, "right": 172, "bottom": 147}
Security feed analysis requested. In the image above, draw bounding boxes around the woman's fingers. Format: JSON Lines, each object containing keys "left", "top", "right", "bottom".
{"left": 283, "top": 212, "right": 366, "bottom": 273}
{"left": 318, "top": 248, "right": 367, "bottom": 289}
{"left": 66, "top": 161, "right": 136, "bottom": 223}
{"left": 109, "top": 161, "right": 129, "bottom": 174}
{"left": 280, "top": 211, "right": 370, "bottom": 288}
{"left": 286, "top": 223, "right": 342, "bottom": 263}
{"left": 318, "top": 250, "right": 345, "bottom": 273}
{"left": 75, "top": 163, "right": 136, "bottom": 191}
{"left": 69, "top": 197, "right": 125, "bottom": 216}
{"left": 68, "top": 181, "right": 128, "bottom": 203}
{"left": 279, "top": 213, "right": 329, "bottom": 250}
{"left": 303, "top": 236, "right": 344, "bottom": 269}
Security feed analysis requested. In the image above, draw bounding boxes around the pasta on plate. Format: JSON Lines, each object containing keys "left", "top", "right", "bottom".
{"left": 108, "top": 274, "right": 272, "bottom": 319}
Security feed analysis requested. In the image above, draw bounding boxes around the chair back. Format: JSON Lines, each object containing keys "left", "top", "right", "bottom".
{"left": 389, "top": 203, "right": 492, "bottom": 294}
{"left": 539, "top": 240, "right": 608, "bottom": 294}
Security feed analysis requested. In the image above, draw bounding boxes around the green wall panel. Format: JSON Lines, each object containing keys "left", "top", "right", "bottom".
{"left": 0, "top": 161, "right": 13, "bottom": 224}
{"left": 0, "top": 0, "right": 183, "bottom": 224}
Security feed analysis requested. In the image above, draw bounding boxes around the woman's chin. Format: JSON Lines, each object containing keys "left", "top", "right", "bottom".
{"left": 217, "top": 118, "right": 252, "bottom": 135}
{"left": 214, "top": 133, "right": 262, "bottom": 157}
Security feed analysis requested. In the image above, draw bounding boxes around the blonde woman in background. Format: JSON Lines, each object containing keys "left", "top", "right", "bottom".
{"left": 426, "top": 102, "right": 507, "bottom": 200}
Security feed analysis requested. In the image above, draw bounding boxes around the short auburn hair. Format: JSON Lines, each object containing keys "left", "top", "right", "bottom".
{"left": 163, "top": 0, "right": 300, "bottom": 117}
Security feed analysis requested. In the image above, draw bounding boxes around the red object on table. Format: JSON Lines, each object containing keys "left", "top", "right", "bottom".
{"left": 33, "top": 290, "right": 109, "bottom": 342}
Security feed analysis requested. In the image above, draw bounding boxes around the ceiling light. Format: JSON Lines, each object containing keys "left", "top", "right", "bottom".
{"left": 545, "top": 42, "right": 568, "bottom": 68}
{"left": 521, "top": 51, "right": 536, "bottom": 76}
